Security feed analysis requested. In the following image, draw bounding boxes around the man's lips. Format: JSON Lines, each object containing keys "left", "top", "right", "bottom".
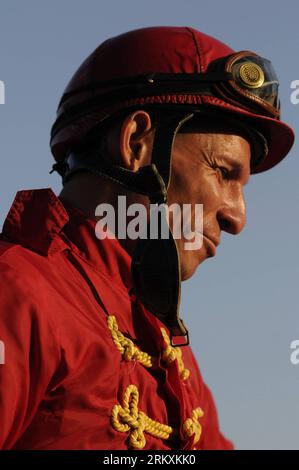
{"left": 205, "top": 234, "right": 220, "bottom": 247}
{"left": 203, "top": 234, "right": 219, "bottom": 257}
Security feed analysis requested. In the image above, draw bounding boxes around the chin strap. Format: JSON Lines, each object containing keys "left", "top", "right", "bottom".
{"left": 131, "top": 112, "right": 195, "bottom": 345}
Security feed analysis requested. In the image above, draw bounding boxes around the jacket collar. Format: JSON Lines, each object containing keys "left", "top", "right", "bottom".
{"left": 1, "top": 188, "right": 133, "bottom": 292}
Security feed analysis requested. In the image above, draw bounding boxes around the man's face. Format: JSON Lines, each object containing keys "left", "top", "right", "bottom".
{"left": 167, "top": 128, "right": 251, "bottom": 281}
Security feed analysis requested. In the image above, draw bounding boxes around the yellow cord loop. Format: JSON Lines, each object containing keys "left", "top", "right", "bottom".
{"left": 107, "top": 316, "right": 190, "bottom": 381}
{"left": 111, "top": 384, "right": 175, "bottom": 449}
{"left": 107, "top": 315, "right": 153, "bottom": 368}
{"left": 160, "top": 328, "right": 190, "bottom": 381}
{"left": 183, "top": 407, "right": 204, "bottom": 445}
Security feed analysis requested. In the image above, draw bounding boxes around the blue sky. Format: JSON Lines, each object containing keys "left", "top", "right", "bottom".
{"left": 0, "top": 0, "right": 298, "bottom": 449}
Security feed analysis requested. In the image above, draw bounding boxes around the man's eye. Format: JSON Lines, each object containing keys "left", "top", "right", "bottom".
{"left": 216, "top": 166, "right": 230, "bottom": 180}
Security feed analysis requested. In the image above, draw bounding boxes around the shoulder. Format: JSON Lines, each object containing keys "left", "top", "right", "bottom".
{"left": 0, "top": 241, "right": 36, "bottom": 294}
{"left": 0, "top": 240, "right": 49, "bottom": 292}
{"left": 0, "top": 239, "right": 62, "bottom": 333}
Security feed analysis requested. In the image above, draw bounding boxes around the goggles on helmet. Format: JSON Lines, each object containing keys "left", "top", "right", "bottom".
{"left": 207, "top": 50, "right": 280, "bottom": 119}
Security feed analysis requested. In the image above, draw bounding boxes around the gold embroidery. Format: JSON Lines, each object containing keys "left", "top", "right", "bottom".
{"left": 183, "top": 407, "right": 204, "bottom": 445}
{"left": 107, "top": 315, "right": 190, "bottom": 381}
{"left": 110, "top": 384, "right": 175, "bottom": 449}
{"left": 107, "top": 315, "right": 153, "bottom": 367}
{"left": 160, "top": 327, "right": 190, "bottom": 381}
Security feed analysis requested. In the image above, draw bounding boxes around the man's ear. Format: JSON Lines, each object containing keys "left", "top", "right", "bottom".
{"left": 118, "top": 110, "right": 155, "bottom": 171}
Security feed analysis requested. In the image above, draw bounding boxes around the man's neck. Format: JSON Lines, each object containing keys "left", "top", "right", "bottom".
{"left": 59, "top": 171, "right": 149, "bottom": 257}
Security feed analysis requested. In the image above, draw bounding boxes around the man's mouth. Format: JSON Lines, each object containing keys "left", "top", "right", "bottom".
{"left": 203, "top": 235, "right": 218, "bottom": 257}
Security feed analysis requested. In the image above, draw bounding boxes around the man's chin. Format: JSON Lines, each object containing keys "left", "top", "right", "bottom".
{"left": 180, "top": 256, "right": 205, "bottom": 281}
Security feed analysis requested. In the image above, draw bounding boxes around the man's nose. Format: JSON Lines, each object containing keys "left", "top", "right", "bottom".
{"left": 216, "top": 189, "right": 246, "bottom": 235}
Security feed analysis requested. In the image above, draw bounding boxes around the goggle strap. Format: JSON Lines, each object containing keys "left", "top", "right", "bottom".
{"left": 59, "top": 72, "right": 233, "bottom": 105}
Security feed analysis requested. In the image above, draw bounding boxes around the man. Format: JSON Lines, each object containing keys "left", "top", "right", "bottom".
{"left": 0, "top": 26, "right": 294, "bottom": 450}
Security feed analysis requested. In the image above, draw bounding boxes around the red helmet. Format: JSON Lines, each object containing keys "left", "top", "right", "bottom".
{"left": 50, "top": 26, "right": 294, "bottom": 174}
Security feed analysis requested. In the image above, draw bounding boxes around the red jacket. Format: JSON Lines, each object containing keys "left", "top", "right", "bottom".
{"left": 0, "top": 188, "right": 233, "bottom": 450}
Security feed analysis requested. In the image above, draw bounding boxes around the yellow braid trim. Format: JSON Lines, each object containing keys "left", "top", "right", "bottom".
{"left": 111, "top": 384, "right": 175, "bottom": 449}
{"left": 107, "top": 316, "right": 190, "bottom": 381}
{"left": 183, "top": 407, "right": 204, "bottom": 445}
{"left": 160, "top": 328, "right": 190, "bottom": 381}
{"left": 107, "top": 315, "right": 153, "bottom": 368}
